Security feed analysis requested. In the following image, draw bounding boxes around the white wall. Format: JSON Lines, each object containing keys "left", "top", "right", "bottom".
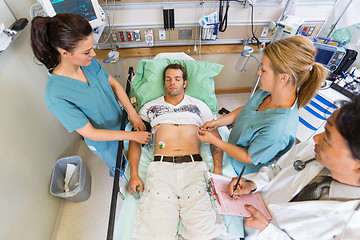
{"left": 0, "top": 1, "right": 80, "bottom": 239}
{"left": 99, "top": 52, "right": 262, "bottom": 91}
{"left": 107, "top": 1, "right": 334, "bottom": 27}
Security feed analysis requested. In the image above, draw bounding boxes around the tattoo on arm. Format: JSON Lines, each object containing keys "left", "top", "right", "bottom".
{"left": 210, "top": 143, "right": 223, "bottom": 172}
{"left": 210, "top": 144, "right": 220, "bottom": 156}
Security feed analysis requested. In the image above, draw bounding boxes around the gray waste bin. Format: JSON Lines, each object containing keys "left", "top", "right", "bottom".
{"left": 50, "top": 156, "right": 91, "bottom": 202}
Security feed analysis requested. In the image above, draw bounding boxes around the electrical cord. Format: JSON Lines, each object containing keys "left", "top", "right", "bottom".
{"left": 340, "top": 200, "right": 360, "bottom": 240}
{"left": 94, "top": 0, "right": 114, "bottom": 46}
{"left": 249, "top": 2, "right": 262, "bottom": 48}
{"left": 219, "top": 0, "right": 230, "bottom": 32}
{"left": 145, "top": 123, "right": 202, "bottom": 149}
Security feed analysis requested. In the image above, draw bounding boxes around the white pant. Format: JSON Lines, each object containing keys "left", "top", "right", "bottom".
{"left": 133, "top": 161, "right": 226, "bottom": 240}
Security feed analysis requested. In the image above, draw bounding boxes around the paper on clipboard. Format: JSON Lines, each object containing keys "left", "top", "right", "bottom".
{"left": 208, "top": 172, "right": 272, "bottom": 220}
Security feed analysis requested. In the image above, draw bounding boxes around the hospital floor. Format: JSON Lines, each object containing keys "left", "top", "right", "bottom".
{"left": 51, "top": 92, "right": 251, "bottom": 240}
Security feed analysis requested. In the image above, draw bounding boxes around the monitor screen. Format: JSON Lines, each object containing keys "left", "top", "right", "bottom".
{"left": 315, "top": 48, "right": 334, "bottom": 66}
{"left": 50, "top": 0, "right": 97, "bottom": 22}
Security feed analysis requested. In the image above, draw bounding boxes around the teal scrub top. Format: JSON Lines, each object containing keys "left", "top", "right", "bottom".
{"left": 45, "top": 58, "right": 122, "bottom": 152}
{"left": 227, "top": 89, "right": 298, "bottom": 175}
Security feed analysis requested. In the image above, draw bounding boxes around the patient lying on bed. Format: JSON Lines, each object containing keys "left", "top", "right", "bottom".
{"left": 128, "top": 63, "right": 226, "bottom": 239}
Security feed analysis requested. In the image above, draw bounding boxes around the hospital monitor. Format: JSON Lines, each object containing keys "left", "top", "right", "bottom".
{"left": 313, "top": 41, "right": 346, "bottom": 73}
{"left": 39, "top": 0, "right": 105, "bottom": 42}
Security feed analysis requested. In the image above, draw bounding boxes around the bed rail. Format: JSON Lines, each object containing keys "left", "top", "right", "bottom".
{"left": 107, "top": 67, "right": 134, "bottom": 240}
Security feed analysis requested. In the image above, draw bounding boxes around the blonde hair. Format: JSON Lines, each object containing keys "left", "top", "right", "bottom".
{"left": 264, "top": 35, "right": 329, "bottom": 108}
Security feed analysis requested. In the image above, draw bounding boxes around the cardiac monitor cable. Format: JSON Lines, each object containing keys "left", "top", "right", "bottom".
{"left": 146, "top": 124, "right": 208, "bottom": 149}
{"left": 340, "top": 200, "right": 360, "bottom": 240}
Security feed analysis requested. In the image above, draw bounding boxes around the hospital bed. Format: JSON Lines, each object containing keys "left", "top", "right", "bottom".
{"left": 106, "top": 53, "right": 239, "bottom": 240}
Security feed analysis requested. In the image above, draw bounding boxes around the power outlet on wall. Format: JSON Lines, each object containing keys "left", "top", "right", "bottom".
{"left": 159, "top": 29, "right": 166, "bottom": 40}
{"left": 260, "top": 26, "right": 269, "bottom": 37}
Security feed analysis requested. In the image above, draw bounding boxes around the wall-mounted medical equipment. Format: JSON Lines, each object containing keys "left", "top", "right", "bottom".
{"left": 199, "top": 12, "right": 219, "bottom": 41}
{"left": 234, "top": 39, "right": 262, "bottom": 98}
{"left": 270, "top": 15, "right": 304, "bottom": 42}
{"left": 163, "top": 7, "right": 174, "bottom": 31}
{"left": 330, "top": 69, "right": 360, "bottom": 97}
{"left": 235, "top": 45, "right": 254, "bottom": 72}
{"left": 38, "top": 0, "right": 106, "bottom": 43}
{"left": 313, "top": 37, "right": 347, "bottom": 73}
{"left": 145, "top": 30, "right": 154, "bottom": 47}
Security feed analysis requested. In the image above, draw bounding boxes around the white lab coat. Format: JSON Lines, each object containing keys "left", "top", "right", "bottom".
{"left": 243, "top": 141, "right": 360, "bottom": 240}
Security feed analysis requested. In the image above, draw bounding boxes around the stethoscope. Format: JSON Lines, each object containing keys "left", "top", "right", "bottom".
{"left": 293, "top": 157, "right": 316, "bottom": 171}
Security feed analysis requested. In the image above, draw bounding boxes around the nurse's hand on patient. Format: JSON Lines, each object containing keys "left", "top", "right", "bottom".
{"left": 129, "top": 113, "right": 146, "bottom": 131}
{"left": 202, "top": 120, "right": 219, "bottom": 131}
{"left": 127, "top": 175, "right": 144, "bottom": 194}
{"left": 244, "top": 205, "right": 269, "bottom": 231}
{"left": 196, "top": 129, "right": 217, "bottom": 144}
{"left": 228, "top": 177, "right": 254, "bottom": 199}
{"left": 131, "top": 131, "right": 151, "bottom": 144}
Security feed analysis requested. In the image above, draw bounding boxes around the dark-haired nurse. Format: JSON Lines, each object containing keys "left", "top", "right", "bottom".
{"left": 30, "top": 13, "right": 150, "bottom": 176}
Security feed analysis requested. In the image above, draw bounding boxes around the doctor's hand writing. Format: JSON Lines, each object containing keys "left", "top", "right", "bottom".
{"left": 244, "top": 205, "right": 269, "bottom": 231}
{"left": 228, "top": 177, "right": 255, "bottom": 199}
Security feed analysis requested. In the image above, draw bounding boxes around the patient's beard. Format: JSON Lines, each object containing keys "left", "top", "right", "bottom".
{"left": 166, "top": 87, "right": 184, "bottom": 97}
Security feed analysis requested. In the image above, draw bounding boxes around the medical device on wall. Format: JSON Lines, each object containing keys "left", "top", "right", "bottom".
{"left": 235, "top": 45, "right": 254, "bottom": 72}
{"left": 270, "top": 15, "right": 304, "bottom": 42}
{"left": 38, "top": 0, "right": 106, "bottom": 43}
{"left": 313, "top": 37, "right": 346, "bottom": 73}
{"left": 145, "top": 30, "right": 154, "bottom": 47}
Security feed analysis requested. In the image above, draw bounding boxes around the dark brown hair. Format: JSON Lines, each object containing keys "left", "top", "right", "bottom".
{"left": 30, "top": 13, "right": 92, "bottom": 70}
{"left": 163, "top": 63, "right": 188, "bottom": 82}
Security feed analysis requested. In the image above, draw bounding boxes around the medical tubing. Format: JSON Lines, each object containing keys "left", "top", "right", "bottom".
{"left": 241, "top": 48, "right": 253, "bottom": 57}
{"left": 340, "top": 200, "right": 360, "bottom": 240}
{"left": 249, "top": 3, "right": 262, "bottom": 47}
{"left": 147, "top": 123, "right": 199, "bottom": 148}
{"left": 103, "top": 54, "right": 115, "bottom": 63}
{"left": 94, "top": 0, "right": 113, "bottom": 45}
{"left": 250, "top": 54, "right": 260, "bottom": 66}
{"left": 112, "top": 167, "right": 134, "bottom": 194}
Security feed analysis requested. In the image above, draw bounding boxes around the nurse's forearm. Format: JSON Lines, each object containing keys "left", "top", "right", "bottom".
{"left": 212, "top": 137, "right": 252, "bottom": 164}
{"left": 108, "top": 75, "right": 137, "bottom": 116}
{"left": 216, "top": 106, "right": 243, "bottom": 126}
{"left": 76, "top": 122, "right": 136, "bottom": 141}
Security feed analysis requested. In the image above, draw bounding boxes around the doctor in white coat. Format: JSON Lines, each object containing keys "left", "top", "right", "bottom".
{"left": 229, "top": 95, "right": 360, "bottom": 240}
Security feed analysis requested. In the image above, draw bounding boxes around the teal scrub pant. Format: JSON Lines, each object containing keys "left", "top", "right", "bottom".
{"left": 90, "top": 141, "right": 119, "bottom": 177}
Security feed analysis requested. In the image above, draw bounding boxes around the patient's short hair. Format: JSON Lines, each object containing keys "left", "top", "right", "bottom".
{"left": 163, "top": 64, "right": 187, "bottom": 82}
{"left": 336, "top": 94, "right": 360, "bottom": 160}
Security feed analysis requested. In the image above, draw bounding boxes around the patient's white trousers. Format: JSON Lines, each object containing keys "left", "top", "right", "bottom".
{"left": 133, "top": 161, "right": 226, "bottom": 240}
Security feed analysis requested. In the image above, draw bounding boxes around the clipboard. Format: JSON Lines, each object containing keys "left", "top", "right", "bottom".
{"left": 208, "top": 172, "right": 272, "bottom": 220}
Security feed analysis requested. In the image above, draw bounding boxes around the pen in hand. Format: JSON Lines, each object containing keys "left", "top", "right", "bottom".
{"left": 231, "top": 166, "right": 246, "bottom": 198}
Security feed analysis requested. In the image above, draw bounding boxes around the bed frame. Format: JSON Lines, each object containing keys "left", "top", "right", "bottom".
{"left": 106, "top": 67, "right": 134, "bottom": 240}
